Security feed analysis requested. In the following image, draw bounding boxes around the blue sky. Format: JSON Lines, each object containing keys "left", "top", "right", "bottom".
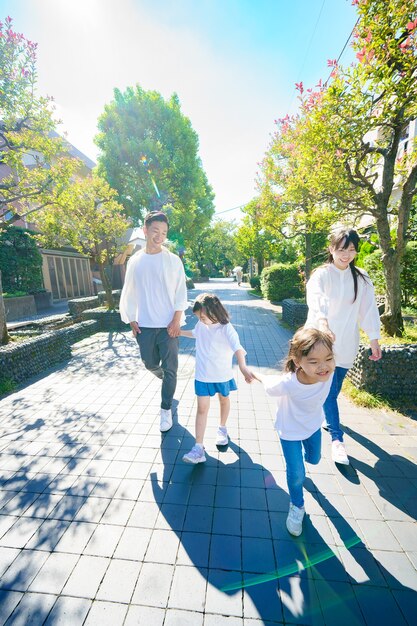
{"left": 1, "top": 0, "right": 358, "bottom": 221}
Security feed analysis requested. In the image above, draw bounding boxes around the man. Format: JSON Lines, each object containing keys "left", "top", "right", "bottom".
{"left": 119, "top": 211, "right": 188, "bottom": 432}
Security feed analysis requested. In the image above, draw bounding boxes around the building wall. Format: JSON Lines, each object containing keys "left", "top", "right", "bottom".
{"left": 41, "top": 250, "right": 93, "bottom": 301}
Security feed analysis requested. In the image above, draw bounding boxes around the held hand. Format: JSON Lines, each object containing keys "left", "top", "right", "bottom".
{"left": 130, "top": 321, "right": 141, "bottom": 337}
{"left": 167, "top": 319, "right": 181, "bottom": 337}
{"left": 318, "top": 320, "right": 336, "bottom": 342}
{"left": 369, "top": 339, "right": 382, "bottom": 361}
{"left": 240, "top": 366, "right": 257, "bottom": 384}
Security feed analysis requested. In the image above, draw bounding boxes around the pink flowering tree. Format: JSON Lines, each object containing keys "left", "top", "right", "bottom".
{"left": 259, "top": 0, "right": 416, "bottom": 335}
{"left": 0, "top": 17, "right": 78, "bottom": 344}
{"left": 297, "top": 0, "right": 417, "bottom": 335}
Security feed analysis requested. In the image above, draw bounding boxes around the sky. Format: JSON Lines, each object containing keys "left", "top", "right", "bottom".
{"left": 1, "top": 0, "right": 358, "bottom": 222}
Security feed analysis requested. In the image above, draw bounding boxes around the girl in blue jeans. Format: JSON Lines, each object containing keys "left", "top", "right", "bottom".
{"left": 255, "top": 328, "right": 335, "bottom": 536}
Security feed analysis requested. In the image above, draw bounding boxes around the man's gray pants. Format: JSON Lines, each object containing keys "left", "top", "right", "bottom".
{"left": 136, "top": 328, "right": 178, "bottom": 410}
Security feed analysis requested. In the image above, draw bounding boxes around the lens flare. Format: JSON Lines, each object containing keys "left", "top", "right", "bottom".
{"left": 220, "top": 536, "right": 362, "bottom": 592}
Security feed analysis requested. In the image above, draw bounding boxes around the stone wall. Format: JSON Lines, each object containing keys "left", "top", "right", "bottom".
{"left": 0, "top": 320, "right": 99, "bottom": 387}
{"left": 81, "top": 308, "right": 130, "bottom": 332}
{"left": 348, "top": 343, "right": 417, "bottom": 403}
{"left": 97, "top": 290, "right": 121, "bottom": 306}
{"left": 282, "top": 299, "right": 308, "bottom": 329}
{"left": 68, "top": 296, "right": 100, "bottom": 318}
{"left": 4, "top": 295, "right": 36, "bottom": 321}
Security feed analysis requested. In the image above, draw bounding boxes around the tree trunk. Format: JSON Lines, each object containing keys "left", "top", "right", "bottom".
{"left": 304, "top": 232, "right": 312, "bottom": 280}
{"left": 377, "top": 217, "right": 404, "bottom": 337}
{"left": 0, "top": 271, "right": 9, "bottom": 346}
{"left": 98, "top": 263, "right": 115, "bottom": 310}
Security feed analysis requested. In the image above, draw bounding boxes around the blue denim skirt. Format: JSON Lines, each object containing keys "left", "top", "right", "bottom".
{"left": 195, "top": 378, "right": 237, "bottom": 397}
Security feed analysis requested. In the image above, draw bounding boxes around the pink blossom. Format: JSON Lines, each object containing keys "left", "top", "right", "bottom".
{"left": 295, "top": 81, "right": 304, "bottom": 94}
{"left": 327, "top": 59, "right": 337, "bottom": 67}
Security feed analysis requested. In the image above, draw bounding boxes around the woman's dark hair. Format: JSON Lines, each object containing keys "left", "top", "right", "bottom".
{"left": 144, "top": 211, "right": 169, "bottom": 228}
{"left": 284, "top": 327, "right": 334, "bottom": 373}
{"left": 327, "top": 227, "right": 367, "bottom": 302}
{"left": 192, "top": 292, "right": 230, "bottom": 325}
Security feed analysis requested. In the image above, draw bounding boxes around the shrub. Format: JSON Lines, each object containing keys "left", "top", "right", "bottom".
{"left": 260, "top": 263, "right": 304, "bottom": 302}
{"left": 362, "top": 250, "right": 386, "bottom": 295}
{"left": 402, "top": 241, "right": 417, "bottom": 306}
{"left": 362, "top": 243, "right": 417, "bottom": 305}
{"left": 250, "top": 275, "right": 261, "bottom": 290}
{"left": 0, "top": 226, "right": 43, "bottom": 294}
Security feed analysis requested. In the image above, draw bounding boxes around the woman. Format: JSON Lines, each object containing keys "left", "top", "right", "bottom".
{"left": 305, "top": 227, "right": 382, "bottom": 465}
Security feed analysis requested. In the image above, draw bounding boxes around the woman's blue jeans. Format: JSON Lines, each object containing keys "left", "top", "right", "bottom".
{"left": 280, "top": 428, "right": 321, "bottom": 508}
{"left": 323, "top": 366, "right": 349, "bottom": 442}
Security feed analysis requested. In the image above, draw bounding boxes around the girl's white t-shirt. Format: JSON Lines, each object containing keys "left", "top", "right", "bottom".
{"left": 263, "top": 371, "right": 334, "bottom": 441}
{"left": 192, "top": 321, "right": 245, "bottom": 383}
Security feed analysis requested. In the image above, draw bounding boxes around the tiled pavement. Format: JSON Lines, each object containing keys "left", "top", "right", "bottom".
{"left": 0, "top": 279, "right": 416, "bottom": 625}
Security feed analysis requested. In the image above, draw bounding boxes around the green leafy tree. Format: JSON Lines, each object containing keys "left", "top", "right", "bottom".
{"left": 35, "top": 174, "right": 131, "bottom": 309}
{"left": 188, "top": 220, "right": 239, "bottom": 277}
{"left": 236, "top": 199, "right": 284, "bottom": 272}
{"left": 257, "top": 107, "right": 340, "bottom": 279}
{"left": 293, "top": 0, "right": 417, "bottom": 335}
{"left": 0, "top": 17, "right": 77, "bottom": 344}
{"left": 95, "top": 86, "right": 214, "bottom": 245}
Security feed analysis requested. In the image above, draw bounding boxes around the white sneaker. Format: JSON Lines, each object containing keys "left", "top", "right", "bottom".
{"left": 182, "top": 445, "right": 206, "bottom": 464}
{"left": 215, "top": 426, "right": 228, "bottom": 446}
{"left": 160, "top": 408, "right": 173, "bottom": 432}
{"left": 332, "top": 440, "right": 349, "bottom": 465}
{"left": 286, "top": 503, "right": 305, "bottom": 537}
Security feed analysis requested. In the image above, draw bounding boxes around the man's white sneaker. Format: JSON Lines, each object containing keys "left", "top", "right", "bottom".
{"left": 215, "top": 426, "right": 229, "bottom": 446}
{"left": 160, "top": 408, "right": 173, "bottom": 432}
{"left": 182, "top": 445, "right": 206, "bottom": 464}
{"left": 332, "top": 440, "right": 349, "bottom": 465}
{"left": 286, "top": 503, "right": 305, "bottom": 537}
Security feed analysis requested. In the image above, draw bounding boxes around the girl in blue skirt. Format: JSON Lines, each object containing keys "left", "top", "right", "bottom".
{"left": 180, "top": 292, "right": 255, "bottom": 464}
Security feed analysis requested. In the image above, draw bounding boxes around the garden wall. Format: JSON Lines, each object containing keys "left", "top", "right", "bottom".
{"left": 0, "top": 320, "right": 99, "bottom": 387}
{"left": 282, "top": 299, "right": 308, "bottom": 329}
{"left": 4, "top": 295, "right": 36, "bottom": 321}
{"left": 348, "top": 344, "right": 417, "bottom": 403}
{"left": 68, "top": 296, "right": 100, "bottom": 318}
{"left": 81, "top": 308, "right": 130, "bottom": 332}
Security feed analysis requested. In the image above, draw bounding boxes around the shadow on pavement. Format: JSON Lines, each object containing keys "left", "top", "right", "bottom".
{"left": 151, "top": 418, "right": 415, "bottom": 624}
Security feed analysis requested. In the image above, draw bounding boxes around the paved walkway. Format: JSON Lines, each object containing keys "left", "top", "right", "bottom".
{"left": 0, "top": 280, "right": 416, "bottom": 625}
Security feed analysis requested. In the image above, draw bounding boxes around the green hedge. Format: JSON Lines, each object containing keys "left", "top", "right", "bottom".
{"left": 260, "top": 263, "right": 304, "bottom": 302}
{"left": 0, "top": 226, "right": 43, "bottom": 294}
{"left": 250, "top": 275, "right": 261, "bottom": 290}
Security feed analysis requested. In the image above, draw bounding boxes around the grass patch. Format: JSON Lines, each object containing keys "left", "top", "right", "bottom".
{"left": 0, "top": 378, "right": 16, "bottom": 396}
{"left": 342, "top": 378, "right": 414, "bottom": 417}
{"left": 248, "top": 289, "right": 262, "bottom": 298}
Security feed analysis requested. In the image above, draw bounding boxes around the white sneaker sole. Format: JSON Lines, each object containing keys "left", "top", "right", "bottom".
{"left": 216, "top": 436, "right": 228, "bottom": 446}
{"left": 333, "top": 456, "right": 350, "bottom": 466}
{"left": 182, "top": 455, "right": 206, "bottom": 464}
{"left": 286, "top": 523, "right": 303, "bottom": 537}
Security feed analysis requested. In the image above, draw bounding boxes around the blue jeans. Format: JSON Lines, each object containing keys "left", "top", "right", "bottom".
{"left": 323, "top": 366, "right": 348, "bottom": 442}
{"left": 280, "top": 429, "right": 321, "bottom": 508}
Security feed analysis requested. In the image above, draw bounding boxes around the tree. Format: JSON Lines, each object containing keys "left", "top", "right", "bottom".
{"left": 293, "top": 0, "right": 417, "bottom": 335}
{"left": 0, "top": 17, "right": 78, "bottom": 345}
{"left": 0, "top": 17, "right": 78, "bottom": 227}
{"left": 188, "top": 220, "right": 239, "bottom": 276}
{"left": 95, "top": 86, "right": 215, "bottom": 244}
{"left": 235, "top": 199, "right": 283, "bottom": 272}
{"left": 256, "top": 109, "right": 341, "bottom": 279}
{"left": 35, "top": 173, "right": 131, "bottom": 309}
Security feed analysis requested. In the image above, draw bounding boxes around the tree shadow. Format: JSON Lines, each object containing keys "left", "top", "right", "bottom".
{"left": 345, "top": 427, "right": 417, "bottom": 521}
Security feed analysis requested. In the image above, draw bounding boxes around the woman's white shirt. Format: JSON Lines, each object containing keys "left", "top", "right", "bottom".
{"left": 263, "top": 371, "right": 334, "bottom": 440}
{"left": 305, "top": 264, "right": 380, "bottom": 368}
{"left": 192, "top": 321, "right": 245, "bottom": 383}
